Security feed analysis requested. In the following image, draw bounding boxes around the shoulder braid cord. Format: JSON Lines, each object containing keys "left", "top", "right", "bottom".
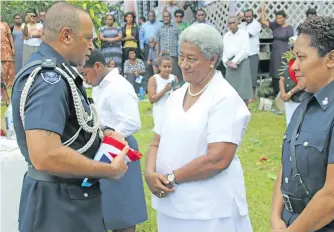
{"left": 20, "top": 63, "right": 103, "bottom": 154}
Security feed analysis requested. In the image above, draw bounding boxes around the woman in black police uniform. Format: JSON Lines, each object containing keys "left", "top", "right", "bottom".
{"left": 271, "top": 16, "right": 334, "bottom": 232}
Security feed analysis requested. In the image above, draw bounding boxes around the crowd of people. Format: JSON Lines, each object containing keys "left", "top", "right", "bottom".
{"left": 2, "top": 1, "right": 334, "bottom": 232}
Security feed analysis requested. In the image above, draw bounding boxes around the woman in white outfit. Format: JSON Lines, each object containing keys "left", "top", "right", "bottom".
{"left": 145, "top": 23, "right": 253, "bottom": 232}
{"left": 147, "top": 55, "right": 179, "bottom": 129}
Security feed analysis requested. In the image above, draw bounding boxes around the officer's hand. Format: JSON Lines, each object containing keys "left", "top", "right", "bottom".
{"left": 271, "top": 218, "right": 287, "bottom": 231}
{"left": 108, "top": 145, "right": 129, "bottom": 180}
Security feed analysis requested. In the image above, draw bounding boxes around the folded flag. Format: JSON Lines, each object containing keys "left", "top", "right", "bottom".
{"left": 82, "top": 136, "right": 143, "bottom": 187}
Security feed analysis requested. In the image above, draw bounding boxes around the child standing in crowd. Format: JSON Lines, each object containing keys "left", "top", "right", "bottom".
{"left": 107, "top": 59, "right": 116, "bottom": 68}
{"left": 147, "top": 37, "right": 159, "bottom": 74}
{"left": 148, "top": 55, "right": 179, "bottom": 129}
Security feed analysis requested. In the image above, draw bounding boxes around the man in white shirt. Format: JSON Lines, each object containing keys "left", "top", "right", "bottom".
{"left": 239, "top": 9, "right": 261, "bottom": 98}
{"left": 223, "top": 16, "right": 253, "bottom": 105}
{"left": 77, "top": 49, "right": 147, "bottom": 232}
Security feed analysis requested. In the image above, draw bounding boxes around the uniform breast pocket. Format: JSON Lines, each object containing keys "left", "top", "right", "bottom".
{"left": 295, "top": 130, "right": 328, "bottom": 178}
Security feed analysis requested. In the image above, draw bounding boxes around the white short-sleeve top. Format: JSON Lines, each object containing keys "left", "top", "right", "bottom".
{"left": 152, "top": 71, "right": 251, "bottom": 220}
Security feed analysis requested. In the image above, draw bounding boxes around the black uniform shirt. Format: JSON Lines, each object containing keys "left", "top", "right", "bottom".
{"left": 281, "top": 80, "right": 334, "bottom": 230}
{"left": 12, "top": 42, "right": 101, "bottom": 164}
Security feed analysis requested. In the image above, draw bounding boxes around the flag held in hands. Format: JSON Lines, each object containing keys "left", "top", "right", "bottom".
{"left": 82, "top": 136, "right": 142, "bottom": 187}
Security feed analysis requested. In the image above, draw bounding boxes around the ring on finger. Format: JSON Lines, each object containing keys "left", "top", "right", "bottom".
{"left": 159, "top": 191, "right": 165, "bottom": 198}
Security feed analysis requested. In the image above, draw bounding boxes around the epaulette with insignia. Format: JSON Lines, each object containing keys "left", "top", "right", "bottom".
{"left": 40, "top": 58, "right": 61, "bottom": 84}
{"left": 41, "top": 57, "right": 57, "bottom": 69}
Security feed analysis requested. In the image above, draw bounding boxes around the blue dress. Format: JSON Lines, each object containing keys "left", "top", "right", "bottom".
{"left": 12, "top": 28, "right": 23, "bottom": 74}
{"left": 99, "top": 26, "right": 123, "bottom": 72}
{"left": 100, "top": 135, "right": 148, "bottom": 230}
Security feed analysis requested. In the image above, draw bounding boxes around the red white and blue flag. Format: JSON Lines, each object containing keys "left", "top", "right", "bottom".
{"left": 82, "top": 136, "right": 142, "bottom": 187}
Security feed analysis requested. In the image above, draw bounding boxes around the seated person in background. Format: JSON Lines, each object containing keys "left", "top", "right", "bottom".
{"left": 147, "top": 37, "right": 159, "bottom": 74}
{"left": 123, "top": 48, "right": 146, "bottom": 93}
{"left": 147, "top": 55, "right": 179, "bottom": 130}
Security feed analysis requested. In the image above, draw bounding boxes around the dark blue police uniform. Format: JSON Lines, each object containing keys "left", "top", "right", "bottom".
{"left": 12, "top": 42, "right": 106, "bottom": 232}
{"left": 281, "top": 80, "right": 334, "bottom": 231}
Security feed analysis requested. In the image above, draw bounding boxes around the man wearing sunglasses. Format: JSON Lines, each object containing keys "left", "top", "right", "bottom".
{"left": 174, "top": 9, "right": 188, "bottom": 32}
{"left": 39, "top": 11, "right": 46, "bottom": 25}
{"left": 22, "top": 9, "right": 43, "bottom": 64}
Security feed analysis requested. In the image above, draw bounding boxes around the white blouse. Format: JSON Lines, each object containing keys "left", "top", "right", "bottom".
{"left": 92, "top": 69, "right": 141, "bottom": 138}
{"left": 152, "top": 74, "right": 176, "bottom": 130}
{"left": 222, "top": 28, "right": 250, "bottom": 65}
{"left": 152, "top": 71, "right": 251, "bottom": 220}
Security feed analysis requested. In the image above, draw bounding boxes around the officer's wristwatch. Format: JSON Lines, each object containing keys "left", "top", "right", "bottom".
{"left": 167, "top": 172, "right": 177, "bottom": 185}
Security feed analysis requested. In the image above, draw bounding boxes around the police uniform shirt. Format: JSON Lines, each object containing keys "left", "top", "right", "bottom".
{"left": 281, "top": 80, "right": 334, "bottom": 230}
{"left": 11, "top": 42, "right": 106, "bottom": 232}
{"left": 12, "top": 42, "right": 101, "bottom": 163}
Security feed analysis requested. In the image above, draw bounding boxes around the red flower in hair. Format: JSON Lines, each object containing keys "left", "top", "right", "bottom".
{"left": 288, "top": 59, "right": 297, "bottom": 84}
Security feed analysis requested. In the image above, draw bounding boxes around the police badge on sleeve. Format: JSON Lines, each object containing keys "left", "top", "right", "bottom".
{"left": 41, "top": 71, "right": 61, "bottom": 84}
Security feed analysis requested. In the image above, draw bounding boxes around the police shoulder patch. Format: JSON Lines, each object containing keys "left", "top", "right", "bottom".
{"left": 41, "top": 71, "right": 61, "bottom": 84}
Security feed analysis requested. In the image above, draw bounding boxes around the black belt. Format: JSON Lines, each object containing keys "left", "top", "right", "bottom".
{"left": 27, "top": 166, "right": 83, "bottom": 184}
{"left": 282, "top": 192, "right": 306, "bottom": 214}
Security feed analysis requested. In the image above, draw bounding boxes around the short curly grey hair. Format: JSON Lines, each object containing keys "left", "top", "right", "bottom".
{"left": 179, "top": 23, "right": 223, "bottom": 67}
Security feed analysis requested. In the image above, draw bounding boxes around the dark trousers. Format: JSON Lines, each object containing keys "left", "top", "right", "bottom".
{"left": 144, "top": 44, "right": 154, "bottom": 92}
{"left": 272, "top": 78, "right": 280, "bottom": 96}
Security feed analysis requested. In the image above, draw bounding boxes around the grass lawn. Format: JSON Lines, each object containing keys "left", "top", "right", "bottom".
{"left": 1, "top": 92, "right": 286, "bottom": 232}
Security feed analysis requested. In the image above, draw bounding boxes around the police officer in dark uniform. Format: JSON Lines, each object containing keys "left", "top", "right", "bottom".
{"left": 270, "top": 16, "right": 334, "bottom": 232}
{"left": 11, "top": 2, "right": 128, "bottom": 232}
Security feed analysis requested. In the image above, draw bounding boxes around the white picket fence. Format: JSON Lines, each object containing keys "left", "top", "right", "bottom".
{"left": 204, "top": 0, "right": 334, "bottom": 38}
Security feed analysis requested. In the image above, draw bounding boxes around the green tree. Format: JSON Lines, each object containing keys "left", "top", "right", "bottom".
{"left": 0, "top": 0, "right": 124, "bottom": 33}
{"left": 0, "top": 0, "right": 53, "bottom": 24}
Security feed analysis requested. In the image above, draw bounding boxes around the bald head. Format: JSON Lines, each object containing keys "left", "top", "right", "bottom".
{"left": 43, "top": 2, "right": 89, "bottom": 41}
{"left": 41, "top": 2, "right": 94, "bottom": 67}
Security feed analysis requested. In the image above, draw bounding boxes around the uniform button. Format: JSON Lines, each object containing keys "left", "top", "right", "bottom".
{"left": 284, "top": 134, "right": 287, "bottom": 139}
{"left": 285, "top": 177, "right": 289, "bottom": 183}
{"left": 303, "top": 141, "right": 309, "bottom": 147}
{"left": 84, "top": 193, "right": 89, "bottom": 197}
{"left": 287, "top": 84, "right": 290, "bottom": 87}
{"left": 290, "top": 157, "right": 292, "bottom": 161}
{"left": 296, "top": 133, "right": 299, "bottom": 138}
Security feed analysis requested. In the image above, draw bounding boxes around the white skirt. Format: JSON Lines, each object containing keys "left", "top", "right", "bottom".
{"left": 157, "top": 206, "right": 253, "bottom": 232}
{"left": 284, "top": 101, "right": 300, "bottom": 127}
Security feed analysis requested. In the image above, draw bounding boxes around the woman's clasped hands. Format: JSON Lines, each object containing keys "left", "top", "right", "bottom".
{"left": 145, "top": 172, "right": 174, "bottom": 198}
